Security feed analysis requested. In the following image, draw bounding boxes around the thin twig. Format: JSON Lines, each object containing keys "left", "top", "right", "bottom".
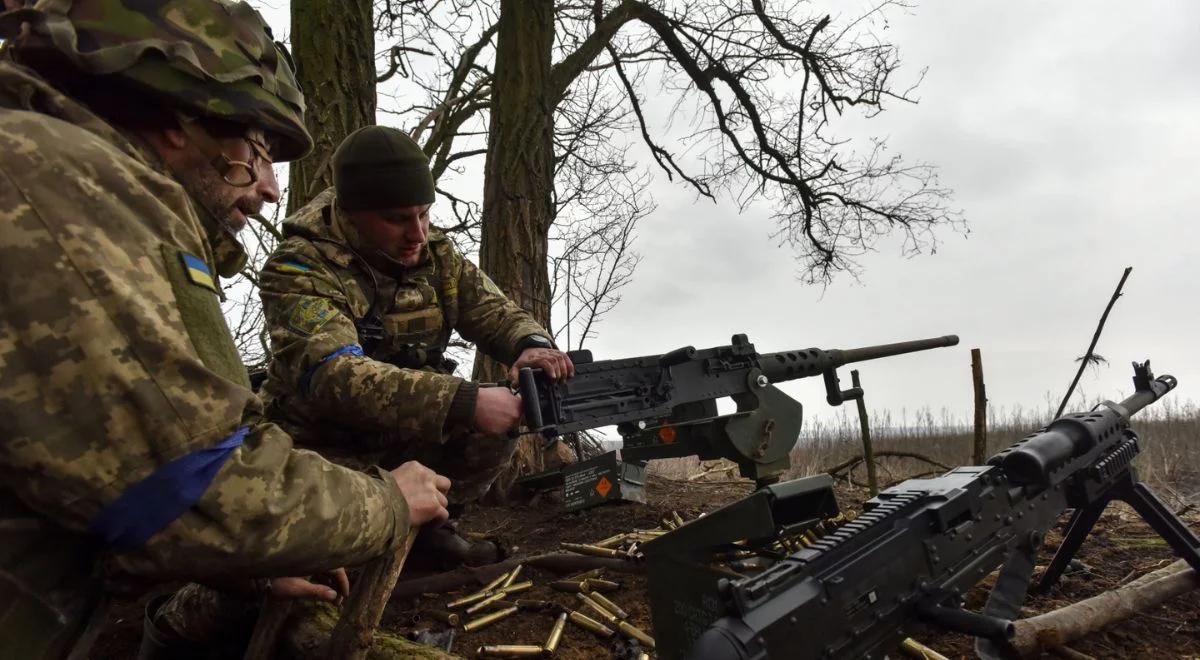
{"left": 1055, "top": 267, "right": 1132, "bottom": 418}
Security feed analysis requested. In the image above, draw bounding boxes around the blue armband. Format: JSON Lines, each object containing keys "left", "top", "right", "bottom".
{"left": 88, "top": 427, "right": 248, "bottom": 551}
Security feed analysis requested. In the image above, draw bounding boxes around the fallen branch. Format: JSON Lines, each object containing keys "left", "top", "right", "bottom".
{"left": 822, "top": 452, "right": 952, "bottom": 476}
{"left": 1011, "top": 559, "right": 1198, "bottom": 656}
{"left": 391, "top": 552, "right": 643, "bottom": 601}
{"left": 688, "top": 463, "right": 737, "bottom": 481}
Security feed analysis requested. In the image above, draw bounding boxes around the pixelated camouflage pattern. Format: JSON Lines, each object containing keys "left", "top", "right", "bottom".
{"left": 258, "top": 188, "right": 548, "bottom": 449}
{"left": 0, "top": 60, "right": 406, "bottom": 654}
{"left": 0, "top": 0, "right": 312, "bottom": 160}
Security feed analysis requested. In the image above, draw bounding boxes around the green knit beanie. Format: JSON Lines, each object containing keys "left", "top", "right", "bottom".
{"left": 333, "top": 126, "right": 436, "bottom": 211}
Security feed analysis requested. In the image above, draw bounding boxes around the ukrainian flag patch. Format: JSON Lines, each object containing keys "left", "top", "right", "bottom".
{"left": 180, "top": 253, "right": 217, "bottom": 293}
{"left": 274, "top": 260, "right": 312, "bottom": 275}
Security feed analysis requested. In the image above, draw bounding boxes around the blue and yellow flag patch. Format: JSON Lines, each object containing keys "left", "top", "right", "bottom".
{"left": 274, "top": 260, "right": 312, "bottom": 275}
{"left": 180, "top": 253, "right": 217, "bottom": 292}
{"left": 287, "top": 296, "right": 339, "bottom": 335}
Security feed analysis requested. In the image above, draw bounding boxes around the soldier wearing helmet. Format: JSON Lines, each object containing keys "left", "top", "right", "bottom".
{"left": 0, "top": 2, "right": 450, "bottom": 658}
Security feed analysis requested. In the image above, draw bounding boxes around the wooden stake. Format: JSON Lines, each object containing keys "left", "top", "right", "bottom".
{"left": 243, "top": 598, "right": 293, "bottom": 660}
{"left": 971, "top": 348, "right": 988, "bottom": 465}
{"left": 326, "top": 532, "right": 419, "bottom": 660}
{"left": 850, "top": 369, "right": 877, "bottom": 495}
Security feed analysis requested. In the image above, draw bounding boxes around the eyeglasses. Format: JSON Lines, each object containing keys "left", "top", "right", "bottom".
{"left": 211, "top": 135, "right": 273, "bottom": 187}
{"left": 176, "top": 113, "right": 274, "bottom": 188}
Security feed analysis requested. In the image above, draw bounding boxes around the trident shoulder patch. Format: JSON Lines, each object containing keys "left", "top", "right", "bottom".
{"left": 180, "top": 252, "right": 217, "bottom": 293}
{"left": 287, "top": 296, "right": 339, "bottom": 335}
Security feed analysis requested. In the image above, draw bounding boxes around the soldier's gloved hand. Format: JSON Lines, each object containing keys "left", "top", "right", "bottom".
{"left": 508, "top": 347, "right": 575, "bottom": 382}
{"left": 269, "top": 568, "right": 350, "bottom": 605}
{"left": 389, "top": 461, "right": 452, "bottom": 526}
{"left": 474, "top": 386, "right": 523, "bottom": 434}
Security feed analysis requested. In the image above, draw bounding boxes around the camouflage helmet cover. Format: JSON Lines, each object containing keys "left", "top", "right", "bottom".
{"left": 0, "top": 0, "right": 313, "bottom": 161}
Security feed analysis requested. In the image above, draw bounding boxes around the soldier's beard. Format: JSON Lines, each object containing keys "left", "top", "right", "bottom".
{"left": 178, "top": 165, "right": 263, "bottom": 237}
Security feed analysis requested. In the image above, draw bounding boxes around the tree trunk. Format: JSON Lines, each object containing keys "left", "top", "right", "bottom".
{"left": 476, "top": 0, "right": 557, "bottom": 491}
{"left": 288, "top": 0, "right": 376, "bottom": 213}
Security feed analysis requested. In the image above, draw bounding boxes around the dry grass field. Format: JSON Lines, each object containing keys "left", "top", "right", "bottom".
{"left": 652, "top": 397, "right": 1200, "bottom": 510}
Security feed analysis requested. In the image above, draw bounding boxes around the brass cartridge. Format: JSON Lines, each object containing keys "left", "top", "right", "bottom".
{"left": 447, "top": 589, "right": 494, "bottom": 609}
{"left": 560, "top": 543, "right": 622, "bottom": 558}
{"left": 463, "top": 605, "right": 519, "bottom": 632}
{"left": 501, "top": 564, "right": 524, "bottom": 588}
{"left": 465, "top": 590, "right": 509, "bottom": 615}
{"left": 544, "top": 612, "right": 568, "bottom": 653}
{"left": 567, "top": 610, "right": 614, "bottom": 638}
{"left": 617, "top": 620, "right": 656, "bottom": 649}
{"left": 476, "top": 645, "right": 546, "bottom": 657}
{"left": 575, "top": 593, "right": 620, "bottom": 626}
{"left": 586, "top": 591, "right": 629, "bottom": 620}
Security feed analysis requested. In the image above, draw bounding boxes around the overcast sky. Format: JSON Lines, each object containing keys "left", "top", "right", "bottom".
{"left": 251, "top": 1, "right": 1200, "bottom": 428}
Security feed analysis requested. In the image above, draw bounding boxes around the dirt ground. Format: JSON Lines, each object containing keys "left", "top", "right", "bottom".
{"left": 92, "top": 474, "right": 1199, "bottom": 659}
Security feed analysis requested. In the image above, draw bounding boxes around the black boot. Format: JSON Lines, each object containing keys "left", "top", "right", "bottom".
{"left": 411, "top": 521, "right": 504, "bottom": 570}
{"left": 137, "top": 595, "right": 207, "bottom": 660}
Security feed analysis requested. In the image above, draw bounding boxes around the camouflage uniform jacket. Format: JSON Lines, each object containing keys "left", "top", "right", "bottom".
{"left": 258, "top": 189, "right": 548, "bottom": 443}
{"left": 0, "top": 60, "right": 409, "bottom": 648}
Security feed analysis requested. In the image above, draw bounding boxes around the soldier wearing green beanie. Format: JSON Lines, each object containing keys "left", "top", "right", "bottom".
{"left": 256, "top": 125, "right": 575, "bottom": 564}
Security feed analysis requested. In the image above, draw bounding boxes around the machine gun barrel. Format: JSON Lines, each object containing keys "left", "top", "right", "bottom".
{"left": 995, "top": 362, "right": 1176, "bottom": 487}
{"left": 758, "top": 335, "right": 960, "bottom": 384}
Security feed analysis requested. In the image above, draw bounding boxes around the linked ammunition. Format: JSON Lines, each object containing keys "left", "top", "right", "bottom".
{"left": 544, "top": 612, "right": 567, "bottom": 653}
{"left": 575, "top": 593, "right": 620, "bottom": 626}
{"left": 462, "top": 605, "right": 519, "bottom": 632}
{"left": 420, "top": 610, "right": 460, "bottom": 627}
{"left": 476, "top": 645, "right": 546, "bottom": 657}
{"left": 617, "top": 620, "right": 656, "bottom": 649}
{"left": 560, "top": 542, "right": 622, "bottom": 558}
{"left": 567, "top": 610, "right": 614, "bottom": 638}
{"left": 586, "top": 591, "right": 629, "bottom": 620}
{"left": 671, "top": 511, "right": 686, "bottom": 527}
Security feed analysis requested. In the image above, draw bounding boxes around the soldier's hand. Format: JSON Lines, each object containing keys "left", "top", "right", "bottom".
{"left": 269, "top": 568, "right": 350, "bottom": 604}
{"left": 509, "top": 347, "right": 575, "bottom": 382}
{"left": 389, "top": 461, "right": 452, "bottom": 527}
{"left": 474, "top": 386, "right": 524, "bottom": 434}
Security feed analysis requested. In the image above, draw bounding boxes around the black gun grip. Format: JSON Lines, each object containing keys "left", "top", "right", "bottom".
{"left": 518, "top": 367, "right": 546, "bottom": 433}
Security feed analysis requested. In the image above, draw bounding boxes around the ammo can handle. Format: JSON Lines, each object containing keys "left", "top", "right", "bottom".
{"left": 518, "top": 367, "right": 545, "bottom": 432}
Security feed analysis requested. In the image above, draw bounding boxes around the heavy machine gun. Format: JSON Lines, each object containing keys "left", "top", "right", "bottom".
{"left": 645, "top": 361, "right": 1199, "bottom": 659}
{"left": 517, "top": 334, "right": 959, "bottom": 484}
